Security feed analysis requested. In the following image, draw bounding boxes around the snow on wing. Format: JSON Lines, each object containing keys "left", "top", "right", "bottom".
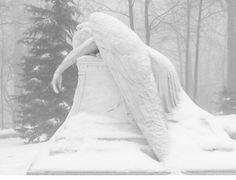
{"left": 88, "top": 12, "right": 169, "bottom": 161}
{"left": 147, "top": 46, "right": 181, "bottom": 113}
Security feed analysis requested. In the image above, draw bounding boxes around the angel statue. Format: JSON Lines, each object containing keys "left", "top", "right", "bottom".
{"left": 51, "top": 12, "right": 235, "bottom": 169}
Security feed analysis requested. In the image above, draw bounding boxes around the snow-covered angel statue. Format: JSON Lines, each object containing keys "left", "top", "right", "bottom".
{"left": 51, "top": 12, "right": 235, "bottom": 164}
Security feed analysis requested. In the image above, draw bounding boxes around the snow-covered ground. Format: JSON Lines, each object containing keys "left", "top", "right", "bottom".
{"left": 0, "top": 129, "right": 45, "bottom": 175}
{"left": 0, "top": 112, "right": 236, "bottom": 175}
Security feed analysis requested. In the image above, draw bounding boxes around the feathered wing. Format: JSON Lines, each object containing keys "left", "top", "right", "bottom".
{"left": 147, "top": 47, "right": 181, "bottom": 113}
{"left": 88, "top": 13, "right": 169, "bottom": 161}
{"left": 99, "top": 46, "right": 169, "bottom": 161}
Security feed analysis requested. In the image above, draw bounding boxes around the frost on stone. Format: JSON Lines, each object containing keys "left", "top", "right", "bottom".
{"left": 33, "top": 65, "right": 40, "bottom": 72}
{"left": 29, "top": 78, "right": 41, "bottom": 84}
{"left": 33, "top": 99, "right": 48, "bottom": 106}
{"left": 58, "top": 101, "right": 70, "bottom": 111}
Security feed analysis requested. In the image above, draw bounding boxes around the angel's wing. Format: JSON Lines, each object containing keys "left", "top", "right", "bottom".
{"left": 147, "top": 47, "right": 181, "bottom": 113}
{"left": 88, "top": 12, "right": 170, "bottom": 161}
{"left": 97, "top": 43, "right": 169, "bottom": 161}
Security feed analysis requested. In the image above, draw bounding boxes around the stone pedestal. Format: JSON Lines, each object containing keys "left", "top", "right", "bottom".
{"left": 27, "top": 57, "right": 236, "bottom": 175}
{"left": 27, "top": 56, "right": 167, "bottom": 175}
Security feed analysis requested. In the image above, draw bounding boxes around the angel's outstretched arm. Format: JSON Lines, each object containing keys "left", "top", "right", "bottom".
{"left": 55, "top": 37, "right": 98, "bottom": 75}
{"left": 52, "top": 37, "right": 98, "bottom": 93}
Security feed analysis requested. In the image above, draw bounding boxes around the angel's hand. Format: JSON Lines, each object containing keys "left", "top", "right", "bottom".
{"left": 51, "top": 72, "right": 62, "bottom": 94}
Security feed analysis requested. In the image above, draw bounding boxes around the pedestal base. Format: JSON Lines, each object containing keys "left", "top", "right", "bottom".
{"left": 27, "top": 57, "right": 236, "bottom": 175}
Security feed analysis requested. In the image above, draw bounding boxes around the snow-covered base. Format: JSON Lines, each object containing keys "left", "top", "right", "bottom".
{"left": 165, "top": 91, "right": 236, "bottom": 173}
{"left": 27, "top": 59, "right": 236, "bottom": 175}
{"left": 0, "top": 130, "right": 45, "bottom": 175}
{"left": 1, "top": 127, "right": 235, "bottom": 175}
{"left": 28, "top": 147, "right": 166, "bottom": 175}
{"left": 166, "top": 124, "right": 236, "bottom": 173}
{"left": 27, "top": 113, "right": 167, "bottom": 175}
{"left": 217, "top": 114, "right": 236, "bottom": 139}
{"left": 27, "top": 113, "right": 236, "bottom": 175}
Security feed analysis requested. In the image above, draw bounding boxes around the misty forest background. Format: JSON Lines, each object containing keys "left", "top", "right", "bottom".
{"left": 0, "top": 0, "right": 236, "bottom": 142}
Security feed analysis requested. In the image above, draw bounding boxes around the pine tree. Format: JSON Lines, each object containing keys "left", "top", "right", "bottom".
{"left": 15, "top": 0, "right": 78, "bottom": 143}
{"left": 220, "top": 90, "right": 236, "bottom": 115}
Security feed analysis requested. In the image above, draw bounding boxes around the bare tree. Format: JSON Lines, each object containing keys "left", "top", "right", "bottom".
{"left": 85, "top": 0, "right": 136, "bottom": 31}
{"left": 193, "top": 0, "right": 203, "bottom": 101}
{"left": 0, "top": 0, "right": 29, "bottom": 129}
{"left": 225, "top": 0, "right": 236, "bottom": 93}
{"left": 0, "top": 27, "right": 5, "bottom": 129}
{"left": 144, "top": 0, "right": 151, "bottom": 45}
{"left": 185, "top": 0, "right": 192, "bottom": 95}
{"left": 128, "top": 0, "right": 135, "bottom": 31}
{"left": 0, "top": 2, "right": 6, "bottom": 129}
